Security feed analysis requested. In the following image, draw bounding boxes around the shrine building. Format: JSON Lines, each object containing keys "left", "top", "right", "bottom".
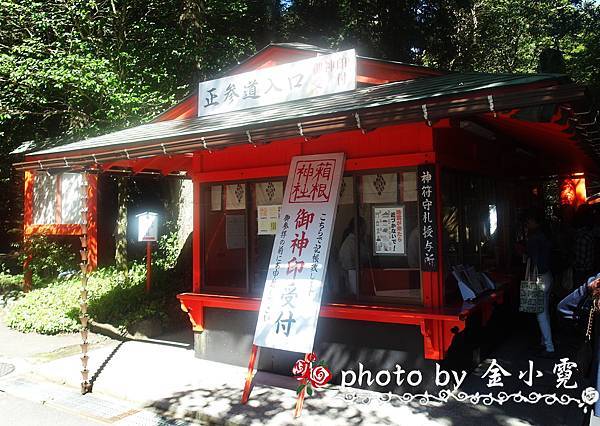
{"left": 13, "top": 43, "right": 600, "bottom": 387}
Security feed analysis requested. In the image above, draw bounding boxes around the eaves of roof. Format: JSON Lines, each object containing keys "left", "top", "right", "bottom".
{"left": 14, "top": 72, "right": 583, "bottom": 171}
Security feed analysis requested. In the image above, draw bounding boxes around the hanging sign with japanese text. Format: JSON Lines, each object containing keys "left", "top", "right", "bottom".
{"left": 417, "top": 165, "right": 438, "bottom": 271}
{"left": 253, "top": 153, "right": 345, "bottom": 354}
{"left": 198, "top": 50, "right": 356, "bottom": 117}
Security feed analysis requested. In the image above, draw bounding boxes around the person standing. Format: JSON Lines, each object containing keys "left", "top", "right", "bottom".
{"left": 338, "top": 217, "right": 368, "bottom": 298}
{"left": 558, "top": 274, "right": 600, "bottom": 424}
{"left": 574, "top": 205, "right": 596, "bottom": 287}
{"left": 526, "top": 209, "right": 555, "bottom": 357}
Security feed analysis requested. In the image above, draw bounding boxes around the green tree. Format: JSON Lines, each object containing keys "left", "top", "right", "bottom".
{"left": 0, "top": 0, "right": 282, "bottom": 254}
{"left": 419, "top": 0, "right": 600, "bottom": 85}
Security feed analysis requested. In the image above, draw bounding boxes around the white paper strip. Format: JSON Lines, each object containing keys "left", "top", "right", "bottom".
{"left": 256, "top": 181, "right": 283, "bottom": 205}
{"left": 226, "top": 183, "right": 246, "bottom": 210}
{"left": 362, "top": 173, "right": 397, "bottom": 204}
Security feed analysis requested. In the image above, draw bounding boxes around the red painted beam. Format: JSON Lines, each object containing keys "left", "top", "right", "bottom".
{"left": 177, "top": 287, "right": 507, "bottom": 360}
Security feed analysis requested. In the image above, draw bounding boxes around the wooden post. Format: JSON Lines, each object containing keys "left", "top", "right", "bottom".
{"left": 241, "top": 345, "right": 259, "bottom": 404}
{"left": 85, "top": 174, "right": 98, "bottom": 270}
{"left": 146, "top": 241, "right": 152, "bottom": 293}
{"left": 23, "top": 247, "right": 32, "bottom": 293}
{"left": 293, "top": 353, "right": 310, "bottom": 418}
{"left": 23, "top": 171, "right": 34, "bottom": 292}
{"left": 192, "top": 175, "right": 201, "bottom": 293}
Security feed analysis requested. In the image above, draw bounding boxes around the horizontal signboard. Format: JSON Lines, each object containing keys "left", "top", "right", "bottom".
{"left": 198, "top": 50, "right": 356, "bottom": 117}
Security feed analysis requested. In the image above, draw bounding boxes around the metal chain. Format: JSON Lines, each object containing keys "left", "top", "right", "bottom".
{"left": 79, "top": 174, "right": 91, "bottom": 394}
{"left": 586, "top": 303, "right": 596, "bottom": 341}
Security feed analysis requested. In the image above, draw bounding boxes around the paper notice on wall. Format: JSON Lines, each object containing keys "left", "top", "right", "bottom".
{"left": 257, "top": 205, "right": 281, "bottom": 235}
{"left": 373, "top": 206, "right": 405, "bottom": 255}
{"left": 226, "top": 214, "right": 246, "bottom": 249}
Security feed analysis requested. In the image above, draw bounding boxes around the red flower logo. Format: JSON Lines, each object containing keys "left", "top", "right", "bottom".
{"left": 292, "top": 359, "right": 310, "bottom": 378}
{"left": 310, "top": 365, "right": 332, "bottom": 388}
{"left": 292, "top": 353, "right": 333, "bottom": 397}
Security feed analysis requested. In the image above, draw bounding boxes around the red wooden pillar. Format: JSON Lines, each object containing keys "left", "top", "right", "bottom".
{"left": 85, "top": 174, "right": 98, "bottom": 270}
{"left": 192, "top": 174, "right": 202, "bottom": 293}
{"left": 23, "top": 171, "right": 34, "bottom": 291}
{"left": 433, "top": 162, "right": 444, "bottom": 308}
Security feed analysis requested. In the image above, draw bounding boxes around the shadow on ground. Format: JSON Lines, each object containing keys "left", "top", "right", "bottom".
{"left": 142, "top": 314, "right": 593, "bottom": 426}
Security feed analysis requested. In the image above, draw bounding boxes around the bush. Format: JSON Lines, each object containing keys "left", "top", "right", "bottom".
{"left": 154, "top": 230, "right": 180, "bottom": 271}
{"left": 20, "top": 236, "right": 77, "bottom": 279}
{"left": 5, "top": 263, "right": 167, "bottom": 334}
{"left": 0, "top": 272, "right": 23, "bottom": 295}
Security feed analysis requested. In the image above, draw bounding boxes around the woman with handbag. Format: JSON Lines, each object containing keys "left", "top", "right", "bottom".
{"left": 558, "top": 273, "right": 600, "bottom": 423}
{"left": 525, "top": 210, "right": 555, "bottom": 357}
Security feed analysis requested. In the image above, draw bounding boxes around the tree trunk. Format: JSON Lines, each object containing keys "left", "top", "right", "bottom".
{"left": 115, "top": 177, "right": 128, "bottom": 270}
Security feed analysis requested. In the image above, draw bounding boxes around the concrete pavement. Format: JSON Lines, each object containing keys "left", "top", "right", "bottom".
{"left": 19, "top": 328, "right": 593, "bottom": 425}
{"left": 0, "top": 304, "right": 594, "bottom": 425}
{"left": 0, "top": 391, "right": 103, "bottom": 426}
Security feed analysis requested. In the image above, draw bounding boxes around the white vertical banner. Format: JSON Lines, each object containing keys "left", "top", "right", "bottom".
{"left": 253, "top": 153, "right": 345, "bottom": 353}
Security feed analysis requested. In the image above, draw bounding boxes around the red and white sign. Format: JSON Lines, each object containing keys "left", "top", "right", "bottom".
{"left": 253, "top": 153, "right": 345, "bottom": 353}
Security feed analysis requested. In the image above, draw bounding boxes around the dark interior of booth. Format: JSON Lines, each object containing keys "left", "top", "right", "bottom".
{"left": 201, "top": 168, "right": 423, "bottom": 307}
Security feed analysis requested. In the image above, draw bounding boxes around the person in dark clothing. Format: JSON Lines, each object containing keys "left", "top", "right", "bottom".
{"left": 526, "top": 209, "right": 555, "bottom": 356}
{"left": 574, "top": 205, "right": 596, "bottom": 287}
{"left": 558, "top": 273, "right": 600, "bottom": 423}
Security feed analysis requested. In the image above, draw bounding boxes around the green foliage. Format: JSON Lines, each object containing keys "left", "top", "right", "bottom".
{"left": 419, "top": 0, "right": 600, "bottom": 84}
{"left": 0, "top": 0, "right": 279, "bottom": 252}
{"left": 21, "top": 236, "right": 77, "bottom": 279}
{"left": 0, "top": 272, "right": 23, "bottom": 295}
{"left": 5, "top": 263, "right": 165, "bottom": 334}
{"left": 155, "top": 230, "right": 180, "bottom": 272}
{"left": 2, "top": 0, "right": 600, "bottom": 261}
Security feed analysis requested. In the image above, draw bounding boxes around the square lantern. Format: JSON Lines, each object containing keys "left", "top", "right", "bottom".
{"left": 136, "top": 211, "right": 159, "bottom": 242}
